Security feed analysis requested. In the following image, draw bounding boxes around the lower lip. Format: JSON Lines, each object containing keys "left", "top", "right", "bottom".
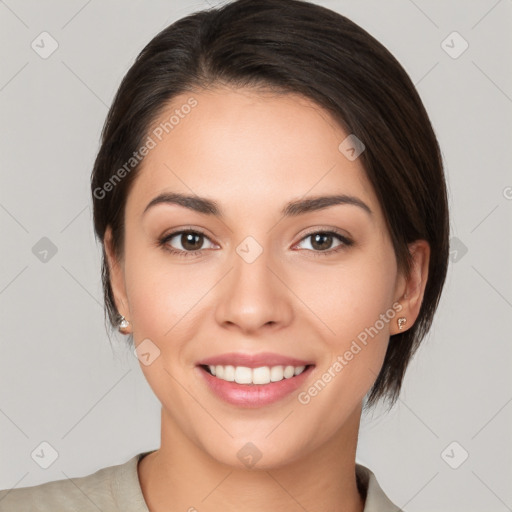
{"left": 197, "top": 365, "right": 314, "bottom": 408}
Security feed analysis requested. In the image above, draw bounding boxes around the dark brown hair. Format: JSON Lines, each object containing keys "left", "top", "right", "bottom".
{"left": 91, "top": 0, "right": 449, "bottom": 411}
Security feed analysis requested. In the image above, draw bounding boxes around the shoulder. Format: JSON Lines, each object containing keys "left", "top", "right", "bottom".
{"left": 0, "top": 451, "right": 153, "bottom": 512}
{"left": 0, "top": 464, "right": 117, "bottom": 512}
{"left": 356, "top": 463, "right": 404, "bottom": 512}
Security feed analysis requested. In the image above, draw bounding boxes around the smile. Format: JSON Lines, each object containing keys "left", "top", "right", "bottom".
{"left": 197, "top": 363, "right": 315, "bottom": 408}
{"left": 204, "top": 364, "right": 307, "bottom": 385}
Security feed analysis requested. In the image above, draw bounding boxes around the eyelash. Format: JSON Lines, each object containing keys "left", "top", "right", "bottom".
{"left": 158, "top": 228, "right": 354, "bottom": 258}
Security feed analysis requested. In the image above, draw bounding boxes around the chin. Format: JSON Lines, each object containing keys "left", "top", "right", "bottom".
{"left": 195, "top": 430, "right": 313, "bottom": 472}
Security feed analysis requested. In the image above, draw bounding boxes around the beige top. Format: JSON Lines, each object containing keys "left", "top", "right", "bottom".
{"left": 0, "top": 450, "right": 403, "bottom": 511}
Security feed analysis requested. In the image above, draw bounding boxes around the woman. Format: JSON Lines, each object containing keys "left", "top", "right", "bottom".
{"left": 0, "top": 0, "right": 449, "bottom": 510}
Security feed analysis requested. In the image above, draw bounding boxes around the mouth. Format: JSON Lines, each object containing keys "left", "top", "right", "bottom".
{"left": 200, "top": 363, "right": 312, "bottom": 384}
{"left": 196, "top": 362, "right": 315, "bottom": 408}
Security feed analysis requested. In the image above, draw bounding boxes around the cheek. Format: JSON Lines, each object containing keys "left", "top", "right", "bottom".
{"left": 293, "top": 243, "right": 398, "bottom": 392}
{"left": 299, "top": 249, "right": 397, "bottom": 340}
{"left": 122, "top": 243, "right": 215, "bottom": 342}
{"left": 291, "top": 259, "right": 397, "bottom": 426}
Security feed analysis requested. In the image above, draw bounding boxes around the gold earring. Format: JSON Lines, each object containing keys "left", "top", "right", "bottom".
{"left": 118, "top": 316, "right": 131, "bottom": 334}
{"left": 397, "top": 317, "right": 407, "bottom": 330}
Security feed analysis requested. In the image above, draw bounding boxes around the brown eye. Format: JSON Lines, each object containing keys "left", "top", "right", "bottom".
{"left": 295, "top": 230, "right": 353, "bottom": 255}
{"left": 310, "top": 233, "right": 335, "bottom": 251}
{"left": 180, "top": 232, "right": 204, "bottom": 251}
{"left": 160, "top": 230, "right": 216, "bottom": 255}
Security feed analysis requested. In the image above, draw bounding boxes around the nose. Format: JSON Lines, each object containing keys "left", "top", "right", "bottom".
{"left": 214, "top": 244, "right": 294, "bottom": 334}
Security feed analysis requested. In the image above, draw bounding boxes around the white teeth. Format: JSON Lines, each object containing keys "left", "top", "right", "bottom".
{"left": 270, "top": 366, "right": 283, "bottom": 382}
{"left": 224, "top": 365, "right": 235, "bottom": 382}
{"left": 235, "top": 366, "right": 252, "bottom": 384}
{"left": 294, "top": 365, "right": 305, "bottom": 375}
{"left": 206, "top": 364, "right": 307, "bottom": 385}
{"left": 253, "top": 366, "right": 270, "bottom": 385}
{"left": 283, "top": 365, "right": 295, "bottom": 378}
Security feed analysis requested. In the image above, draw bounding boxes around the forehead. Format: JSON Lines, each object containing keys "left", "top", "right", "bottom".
{"left": 126, "top": 86, "right": 381, "bottom": 219}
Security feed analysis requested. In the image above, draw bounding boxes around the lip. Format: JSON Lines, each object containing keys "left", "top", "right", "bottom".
{"left": 197, "top": 364, "right": 314, "bottom": 408}
{"left": 196, "top": 352, "right": 314, "bottom": 368}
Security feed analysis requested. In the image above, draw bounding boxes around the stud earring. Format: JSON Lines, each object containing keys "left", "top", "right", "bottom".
{"left": 397, "top": 317, "right": 407, "bottom": 331}
{"left": 118, "top": 316, "right": 130, "bottom": 334}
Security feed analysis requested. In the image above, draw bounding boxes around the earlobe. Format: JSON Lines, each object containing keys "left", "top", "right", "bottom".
{"left": 392, "top": 240, "right": 430, "bottom": 335}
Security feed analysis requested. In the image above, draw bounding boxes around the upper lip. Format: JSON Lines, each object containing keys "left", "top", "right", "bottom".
{"left": 196, "top": 352, "right": 314, "bottom": 368}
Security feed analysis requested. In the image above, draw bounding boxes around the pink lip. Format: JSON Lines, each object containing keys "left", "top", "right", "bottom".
{"left": 196, "top": 364, "right": 314, "bottom": 408}
{"left": 196, "top": 352, "right": 314, "bottom": 368}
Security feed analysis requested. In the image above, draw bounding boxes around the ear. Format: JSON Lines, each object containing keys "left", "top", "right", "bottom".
{"left": 104, "top": 226, "right": 130, "bottom": 324}
{"left": 390, "top": 239, "right": 430, "bottom": 335}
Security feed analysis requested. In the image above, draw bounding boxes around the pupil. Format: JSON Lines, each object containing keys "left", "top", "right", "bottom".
{"left": 182, "top": 233, "right": 202, "bottom": 250}
{"left": 312, "top": 233, "right": 332, "bottom": 251}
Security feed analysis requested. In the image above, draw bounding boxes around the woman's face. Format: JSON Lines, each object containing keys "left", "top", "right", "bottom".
{"left": 107, "top": 87, "right": 420, "bottom": 468}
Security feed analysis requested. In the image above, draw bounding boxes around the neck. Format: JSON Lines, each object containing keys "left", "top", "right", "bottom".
{"left": 138, "top": 404, "right": 365, "bottom": 512}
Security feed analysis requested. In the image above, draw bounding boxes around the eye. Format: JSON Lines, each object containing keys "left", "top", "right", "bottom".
{"left": 158, "top": 228, "right": 353, "bottom": 258}
{"left": 159, "top": 229, "right": 217, "bottom": 257}
{"left": 294, "top": 230, "right": 353, "bottom": 255}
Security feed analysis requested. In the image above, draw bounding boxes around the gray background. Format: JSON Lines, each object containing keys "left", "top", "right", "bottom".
{"left": 1, "top": 1, "right": 511, "bottom": 511}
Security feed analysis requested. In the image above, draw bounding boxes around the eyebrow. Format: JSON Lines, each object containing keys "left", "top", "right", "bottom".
{"left": 143, "top": 192, "right": 373, "bottom": 218}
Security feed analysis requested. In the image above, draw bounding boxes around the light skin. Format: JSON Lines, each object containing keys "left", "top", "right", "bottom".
{"left": 105, "top": 86, "right": 429, "bottom": 512}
